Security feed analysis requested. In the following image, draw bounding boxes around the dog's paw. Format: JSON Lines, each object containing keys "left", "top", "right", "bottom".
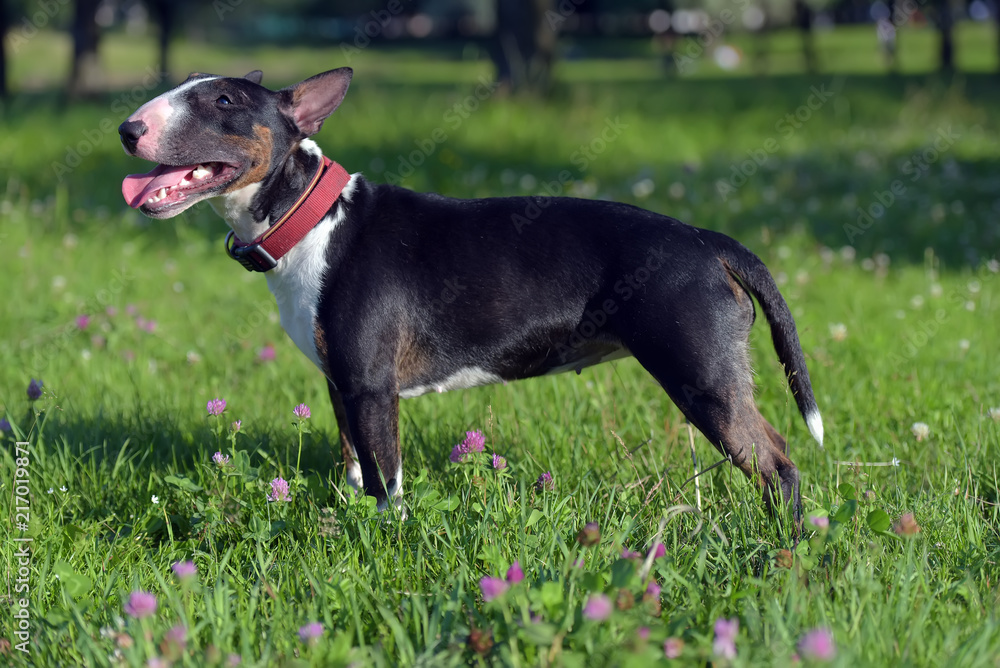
{"left": 345, "top": 461, "right": 363, "bottom": 491}
{"left": 376, "top": 493, "right": 407, "bottom": 521}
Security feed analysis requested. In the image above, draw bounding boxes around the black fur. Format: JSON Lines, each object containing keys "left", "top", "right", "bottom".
{"left": 120, "top": 68, "right": 822, "bottom": 522}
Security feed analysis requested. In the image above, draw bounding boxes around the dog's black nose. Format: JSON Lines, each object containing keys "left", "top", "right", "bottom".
{"left": 118, "top": 120, "right": 147, "bottom": 154}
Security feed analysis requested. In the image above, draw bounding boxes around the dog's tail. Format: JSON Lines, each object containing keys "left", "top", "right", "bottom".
{"left": 711, "top": 232, "right": 824, "bottom": 448}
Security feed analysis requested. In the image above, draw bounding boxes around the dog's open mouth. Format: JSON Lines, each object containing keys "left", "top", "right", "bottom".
{"left": 122, "top": 162, "right": 239, "bottom": 212}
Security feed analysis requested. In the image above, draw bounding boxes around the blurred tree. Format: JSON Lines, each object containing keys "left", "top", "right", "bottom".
{"left": 69, "top": 0, "right": 101, "bottom": 96}
{"left": 933, "top": 0, "right": 954, "bottom": 72}
{"left": 0, "top": 0, "right": 8, "bottom": 99}
{"left": 147, "top": 0, "right": 177, "bottom": 81}
{"left": 882, "top": 0, "right": 898, "bottom": 72}
{"left": 491, "top": 0, "right": 557, "bottom": 94}
{"left": 751, "top": 2, "right": 771, "bottom": 74}
{"left": 794, "top": 0, "right": 816, "bottom": 72}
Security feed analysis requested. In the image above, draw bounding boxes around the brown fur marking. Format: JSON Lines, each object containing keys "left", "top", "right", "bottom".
{"left": 762, "top": 418, "right": 789, "bottom": 457}
{"left": 223, "top": 125, "right": 273, "bottom": 192}
{"left": 329, "top": 390, "right": 356, "bottom": 467}
{"left": 713, "top": 399, "right": 797, "bottom": 509}
{"left": 314, "top": 323, "right": 328, "bottom": 374}
{"left": 719, "top": 258, "right": 749, "bottom": 306}
{"left": 395, "top": 332, "right": 430, "bottom": 389}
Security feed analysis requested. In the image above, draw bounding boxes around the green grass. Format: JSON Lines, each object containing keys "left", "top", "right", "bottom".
{"left": 1, "top": 31, "right": 999, "bottom": 667}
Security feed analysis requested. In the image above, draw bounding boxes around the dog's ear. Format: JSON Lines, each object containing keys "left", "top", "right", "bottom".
{"left": 244, "top": 70, "right": 263, "bottom": 85}
{"left": 279, "top": 67, "right": 353, "bottom": 137}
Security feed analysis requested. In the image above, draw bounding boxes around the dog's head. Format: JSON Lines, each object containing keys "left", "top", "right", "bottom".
{"left": 119, "top": 67, "right": 352, "bottom": 218}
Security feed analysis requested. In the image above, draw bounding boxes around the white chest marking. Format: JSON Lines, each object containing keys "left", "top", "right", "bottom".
{"left": 399, "top": 366, "right": 505, "bottom": 399}
{"left": 263, "top": 174, "right": 358, "bottom": 373}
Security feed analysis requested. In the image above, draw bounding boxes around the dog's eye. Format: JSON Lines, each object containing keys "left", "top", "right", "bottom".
{"left": 216, "top": 95, "right": 232, "bottom": 106}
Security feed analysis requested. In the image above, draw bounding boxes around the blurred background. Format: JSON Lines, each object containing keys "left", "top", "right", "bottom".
{"left": 2, "top": 0, "right": 1000, "bottom": 94}
{"left": 0, "top": 0, "right": 997, "bottom": 265}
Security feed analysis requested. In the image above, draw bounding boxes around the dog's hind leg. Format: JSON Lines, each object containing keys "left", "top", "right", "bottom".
{"left": 762, "top": 418, "right": 789, "bottom": 457}
{"left": 614, "top": 278, "right": 801, "bottom": 521}
{"left": 636, "top": 346, "right": 800, "bottom": 521}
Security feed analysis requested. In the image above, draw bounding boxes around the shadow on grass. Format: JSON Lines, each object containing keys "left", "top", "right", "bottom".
{"left": 1, "top": 73, "right": 996, "bottom": 268}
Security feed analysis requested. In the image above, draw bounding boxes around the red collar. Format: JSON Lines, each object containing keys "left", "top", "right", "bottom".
{"left": 225, "top": 157, "right": 352, "bottom": 272}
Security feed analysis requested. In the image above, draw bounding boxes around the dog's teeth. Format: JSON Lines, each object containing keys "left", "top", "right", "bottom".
{"left": 146, "top": 187, "right": 169, "bottom": 205}
{"left": 192, "top": 164, "right": 211, "bottom": 179}
{"left": 179, "top": 177, "right": 191, "bottom": 186}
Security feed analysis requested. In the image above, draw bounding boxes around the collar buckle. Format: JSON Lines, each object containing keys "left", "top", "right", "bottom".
{"left": 225, "top": 230, "right": 278, "bottom": 273}
{"left": 222, "top": 157, "right": 351, "bottom": 273}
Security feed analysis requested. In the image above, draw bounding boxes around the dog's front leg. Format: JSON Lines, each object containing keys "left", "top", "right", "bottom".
{"left": 327, "top": 380, "right": 363, "bottom": 492}
{"left": 339, "top": 389, "right": 403, "bottom": 513}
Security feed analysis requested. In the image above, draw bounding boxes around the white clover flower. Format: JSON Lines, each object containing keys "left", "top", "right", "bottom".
{"left": 631, "top": 178, "right": 655, "bottom": 199}
{"left": 829, "top": 323, "right": 848, "bottom": 342}
{"left": 988, "top": 407, "right": 1000, "bottom": 421}
{"left": 911, "top": 422, "right": 930, "bottom": 441}
{"left": 151, "top": 495, "right": 160, "bottom": 504}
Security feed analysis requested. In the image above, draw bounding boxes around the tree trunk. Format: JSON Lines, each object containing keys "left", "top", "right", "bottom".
{"left": 995, "top": 6, "right": 1000, "bottom": 75}
{"left": 885, "top": 0, "right": 898, "bottom": 73}
{"left": 794, "top": 0, "right": 816, "bottom": 73}
{"left": 491, "top": 0, "right": 556, "bottom": 95}
{"left": 69, "top": 0, "right": 102, "bottom": 97}
{"left": 751, "top": 22, "right": 770, "bottom": 75}
{"left": 0, "top": 0, "right": 8, "bottom": 99}
{"left": 935, "top": 0, "right": 954, "bottom": 73}
{"left": 149, "top": 0, "right": 175, "bottom": 83}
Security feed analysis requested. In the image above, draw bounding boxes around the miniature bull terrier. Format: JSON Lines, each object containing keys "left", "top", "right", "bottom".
{"left": 119, "top": 67, "right": 823, "bottom": 520}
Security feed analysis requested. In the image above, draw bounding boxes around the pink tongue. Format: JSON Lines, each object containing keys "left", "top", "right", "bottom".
{"left": 122, "top": 164, "right": 197, "bottom": 208}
